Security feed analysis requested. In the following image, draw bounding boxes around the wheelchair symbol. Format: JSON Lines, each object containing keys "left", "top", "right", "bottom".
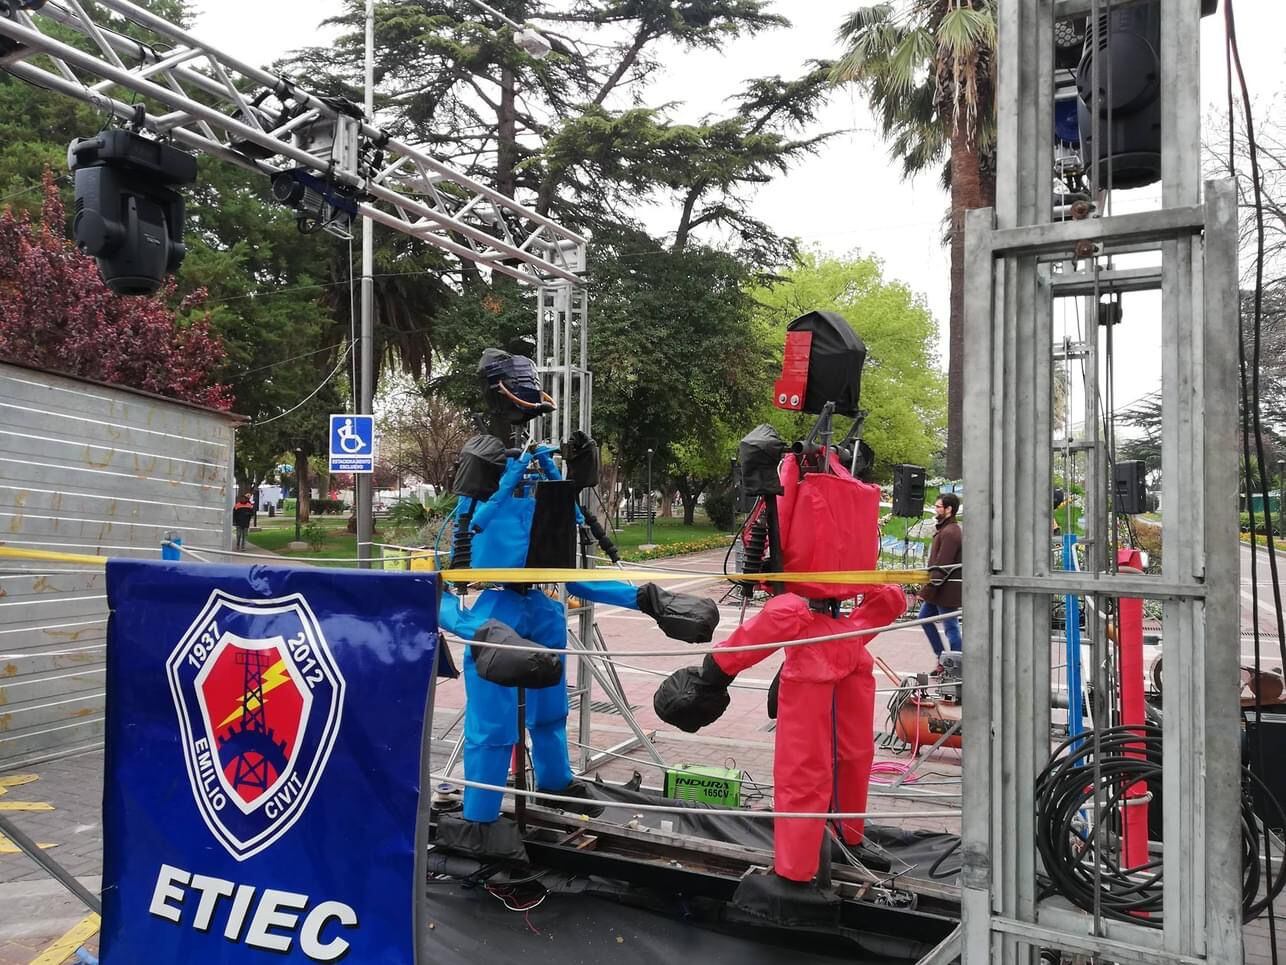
{"left": 335, "top": 418, "right": 367, "bottom": 453}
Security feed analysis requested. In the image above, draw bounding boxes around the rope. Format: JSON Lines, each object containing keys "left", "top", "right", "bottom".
{"left": 429, "top": 773, "right": 960, "bottom": 820}
{"left": 452, "top": 608, "right": 962, "bottom": 658}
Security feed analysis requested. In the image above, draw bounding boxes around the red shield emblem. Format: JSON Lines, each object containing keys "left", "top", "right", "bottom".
{"left": 197, "top": 636, "right": 307, "bottom": 810}
{"left": 169, "top": 592, "right": 345, "bottom": 860}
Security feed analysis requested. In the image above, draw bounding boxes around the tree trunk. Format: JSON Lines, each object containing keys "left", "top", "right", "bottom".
{"left": 497, "top": 66, "right": 517, "bottom": 199}
{"left": 675, "top": 478, "right": 705, "bottom": 526}
{"left": 946, "top": 124, "right": 991, "bottom": 479}
{"left": 296, "top": 451, "right": 312, "bottom": 523}
{"left": 659, "top": 486, "right": 675, "bottom": 518}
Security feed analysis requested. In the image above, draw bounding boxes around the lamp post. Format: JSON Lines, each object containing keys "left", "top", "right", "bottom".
{"left": 646, "top": 448, "right": 654, "bottom": 546}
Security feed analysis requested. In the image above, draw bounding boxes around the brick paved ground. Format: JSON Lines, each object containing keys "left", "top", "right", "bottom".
{"left": 1, "top": 547, "right": 1281, "bottom": 963}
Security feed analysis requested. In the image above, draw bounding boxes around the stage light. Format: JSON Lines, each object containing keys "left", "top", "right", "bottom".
{"left": 67, "top": 129, "right": 197, "bottom": 296}
{"left": 1075, "top": 0, "right": 1220, "bottom": 191}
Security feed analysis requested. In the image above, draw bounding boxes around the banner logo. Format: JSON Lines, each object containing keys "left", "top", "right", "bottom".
{"left": 167, "top": 592, "right": 345, "bottom": 860}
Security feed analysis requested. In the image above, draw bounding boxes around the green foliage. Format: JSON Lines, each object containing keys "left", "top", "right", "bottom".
{"left": 751, "top": 251, "right": 947, "bottom": 476}
{"left": 831, "top": 0, "right": 997, "bottom": 180}
{"left": 703, "top": 479, "right": 737, "bottom": 532}
{"left": 587, "top": 234, "right": 774, "bottom": 519}
{"left": 311, "top": 499, "right": 349, "bottom": 515}
{"left": 625, "top": 534, "right": 731, "bottom": 562}
{"left": 303, "top": 521, "right": 328, "bottom": 552}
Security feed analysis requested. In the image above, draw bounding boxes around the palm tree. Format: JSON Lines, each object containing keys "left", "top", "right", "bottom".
{"left": 832, "top": 1, "right": 997, "bottom": 479}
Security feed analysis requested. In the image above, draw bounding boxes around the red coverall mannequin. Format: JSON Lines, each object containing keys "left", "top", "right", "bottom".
{"left": 655, "top": 448, "right": 904, "bottom": 884}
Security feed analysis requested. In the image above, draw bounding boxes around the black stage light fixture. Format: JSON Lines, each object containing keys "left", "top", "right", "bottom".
{"left": 67, "top": 130, "right": 197, "bottom": 296}
{"left": 1076, "top": 0, "right": 1221, "bottom": 191}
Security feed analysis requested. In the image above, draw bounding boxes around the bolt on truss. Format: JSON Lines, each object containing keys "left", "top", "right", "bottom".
{"left": 0, "top": 0, "right": 586, "bottom": 286}
{"left": 960, "top": 1, "right": 1242, "bottom": 964}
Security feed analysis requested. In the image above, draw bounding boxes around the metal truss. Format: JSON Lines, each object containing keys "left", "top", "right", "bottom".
{"left": 959, "top": 1, "right": 1242, "bottom": 963}
{"left": 0, "top": 0, "right": 586, "bottom": 286}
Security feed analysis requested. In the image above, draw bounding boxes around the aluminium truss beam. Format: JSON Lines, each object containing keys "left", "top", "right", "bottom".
{"left": 0, "top": 0, "right": 586, "bottom": 286}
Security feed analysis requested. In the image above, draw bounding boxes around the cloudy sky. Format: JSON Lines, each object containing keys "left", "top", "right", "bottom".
{"left": 188, "top": 1, "right": 1285, "bottom": 409}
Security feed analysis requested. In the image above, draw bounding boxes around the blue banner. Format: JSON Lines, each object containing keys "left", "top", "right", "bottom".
{"left": 102, "top": 561, "right": 439, "bottom": 964}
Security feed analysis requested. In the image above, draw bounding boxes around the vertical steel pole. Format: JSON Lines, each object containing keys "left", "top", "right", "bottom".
{"left": 646, "top": 448, "right": 654, "bottom": 545}
{"left": 356, "top": 0, "right": 376, "bottom": 568}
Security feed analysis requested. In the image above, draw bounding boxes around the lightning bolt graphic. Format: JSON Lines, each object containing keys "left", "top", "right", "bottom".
{"left": 217, "top": 658, "right": 292, "bottom": 730}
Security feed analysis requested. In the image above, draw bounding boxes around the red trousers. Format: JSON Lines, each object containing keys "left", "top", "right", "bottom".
{"left": 772, "top": 670, "right": 876, "bottom": 881}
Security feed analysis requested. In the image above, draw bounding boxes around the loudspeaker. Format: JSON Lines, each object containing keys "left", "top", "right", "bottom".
{"left": 731, "top": 460, "right": 756, "bottom": 513}
{"left": 892, "top": 464, "right": 926, "bottom": 518}
{"left": 1246, "top": 713, "right": 1286, "bottom": 833}
{"left": 1114, "top": 460, "right": 1147, "bottom": 515}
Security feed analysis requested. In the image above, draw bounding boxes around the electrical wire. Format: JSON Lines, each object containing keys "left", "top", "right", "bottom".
{"left": 1034, "top": 724, "right": 1286, "bottom": 927}
{"left": 1226, "top": 0, "right": 1286, "bottom": 953}
{"left": 239, "top": 342, "right": 354, "bottom": 427}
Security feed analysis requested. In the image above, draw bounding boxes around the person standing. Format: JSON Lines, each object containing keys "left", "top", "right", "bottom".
{"left": 232, "top": 493, "right": 254, "bottom": 551}
{"left": 919, "top": 492, "right": 963, "bottom": 664}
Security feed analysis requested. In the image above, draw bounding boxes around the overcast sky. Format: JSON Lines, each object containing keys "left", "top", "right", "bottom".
{"left": 190, "top": 0, "right": 1285, "bottom": 406}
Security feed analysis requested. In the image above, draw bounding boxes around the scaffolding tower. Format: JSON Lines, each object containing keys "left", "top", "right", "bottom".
{"left": 960, "top": 2, "right": 1241, "bottom": 963}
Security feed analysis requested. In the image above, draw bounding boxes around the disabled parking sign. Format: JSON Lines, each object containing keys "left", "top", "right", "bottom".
{"left": 329, "top": 414, "right": 375, "bottom": 473}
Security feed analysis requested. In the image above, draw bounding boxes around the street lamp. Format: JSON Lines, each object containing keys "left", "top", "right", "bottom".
{"left": 646, "top": 448, "right": 654, "bottom": 546}
{"left": 461, "top": 0, "right": 552, "bottom": 58}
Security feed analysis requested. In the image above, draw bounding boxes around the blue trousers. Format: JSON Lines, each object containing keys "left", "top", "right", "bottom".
{"left": 919, "top": 601, "right": 961, "bottom": 657}
{"left": 451, "top": 589, "right": 575, "bottom": 822}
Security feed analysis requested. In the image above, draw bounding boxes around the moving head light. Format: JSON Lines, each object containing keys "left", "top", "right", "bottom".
{"left": 1075, "top": 0, "right": 1220, "bottom": 191}
{"left": 68, "top": 130, "right": 197, "bottom": 296}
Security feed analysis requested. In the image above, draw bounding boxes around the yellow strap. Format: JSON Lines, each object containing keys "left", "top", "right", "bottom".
{"left": 436, "top": 567, "right": 929, "bottom": 586}
{"left": 0, "top": 547, "right": 927, "bottom": 586}
{"left": 0, "top": 546, "right": 107, "bottom": 565}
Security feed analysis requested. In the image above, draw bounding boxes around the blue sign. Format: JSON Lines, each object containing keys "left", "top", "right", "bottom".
{"left": 102, "top": 560, "right": 440, "bottom": 964}
{"left": 329, "top": 414, "right": 375, "bottom": 473}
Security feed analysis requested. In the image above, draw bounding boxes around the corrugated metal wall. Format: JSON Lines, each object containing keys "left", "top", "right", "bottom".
{"left": 0, "top": 362, "right": 236, "bottom": 769}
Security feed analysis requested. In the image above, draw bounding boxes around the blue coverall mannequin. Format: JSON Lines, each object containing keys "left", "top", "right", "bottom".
{"left": 439, "top": 442, "right": 717, "bottom": 828}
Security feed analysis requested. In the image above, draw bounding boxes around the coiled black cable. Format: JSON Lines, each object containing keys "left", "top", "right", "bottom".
{"left": 1034, "top": 724, "right": 1286, "bottom": 926}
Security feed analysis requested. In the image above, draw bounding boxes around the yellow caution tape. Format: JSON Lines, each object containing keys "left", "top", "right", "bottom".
{"left": 0, "top": 547, "right": 927, "bottom": 586}
{"left": 0, "top": 546, "right": 107, "bottom": 565}
{"left": 436, "top": 567, "right": 929, "bottom": 587}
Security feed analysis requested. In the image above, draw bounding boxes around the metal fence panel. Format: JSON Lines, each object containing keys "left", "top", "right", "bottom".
{"left": 0, "top": 363, "right": 236, "bottom": 768}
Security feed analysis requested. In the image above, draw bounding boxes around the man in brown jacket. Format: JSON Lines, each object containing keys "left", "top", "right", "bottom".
{"left": 919, "top": 492, "right": 962, "bottom": 665}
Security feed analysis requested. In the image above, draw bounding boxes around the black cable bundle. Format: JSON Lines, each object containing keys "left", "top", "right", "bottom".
{"left": 1034, "top": 724, "right": 1286, "bottom": 926}
{"left": 740, "top": 516, "right": 769, "bottom": 600}
{"left": 450, "top": 510, "right": 473, "bottom": 590}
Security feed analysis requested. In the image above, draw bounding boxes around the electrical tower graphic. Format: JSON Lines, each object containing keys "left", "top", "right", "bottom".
{"left": 220, "top": 648, "right": 289, "bottom": 801}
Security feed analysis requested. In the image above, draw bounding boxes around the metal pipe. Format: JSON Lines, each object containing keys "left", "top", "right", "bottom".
{"left": 356, "top": 0, "right": 374, "bottom": 568}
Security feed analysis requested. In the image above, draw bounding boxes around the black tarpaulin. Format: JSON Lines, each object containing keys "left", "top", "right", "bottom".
{"left": 423, "top": 783, "right": 961, "bottom": 965}
{"left": 787, "top": 310, "right": 867, "bottom": 416}
{"left": 738, "top": 424, "right": 786, "bottom": 497}
{"left": 453, "top": 434, "right": 508, "bottom": 500}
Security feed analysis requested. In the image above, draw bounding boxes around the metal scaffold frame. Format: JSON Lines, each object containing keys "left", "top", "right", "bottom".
{"left": 960, "top": 2, "right": 1242, "bottom": 963}
{"left": 534, "top": 284, "right": 665, "bottom": 774}
{"left": 0, "top": 0, "right": 654, "bottom": 774}
{"left": 0, "top": 0, "right": 586, "bottom": 285}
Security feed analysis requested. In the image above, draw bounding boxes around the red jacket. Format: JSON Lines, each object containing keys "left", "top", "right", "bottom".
{"left": 713, "top": 584, "right": 906, "bottom": 683}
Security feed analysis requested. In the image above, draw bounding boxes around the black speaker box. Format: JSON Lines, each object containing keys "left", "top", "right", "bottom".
{"left": 1114, "top": 460, "right": 1147, "bottom": 515}
{"left": 892, "top": 465, "right": 926, "bottom": 518}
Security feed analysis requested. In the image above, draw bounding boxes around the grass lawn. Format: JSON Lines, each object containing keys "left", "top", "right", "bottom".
{"left": 249, "top": 509, "right": 733, "bottom": 566}
{"left": 604, "top": 512, "right": 730, "bottom": 558}
{"left": 247, "top": 515, "right": 364, "bottom": 566}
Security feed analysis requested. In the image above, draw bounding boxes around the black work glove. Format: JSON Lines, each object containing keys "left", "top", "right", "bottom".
{"left": 472, "top": 620, "right": 563, "bottom": 689}
{"left": 637, "top": 583, "right": 720, "bottom": 643}
{"left": 653, "top": 655, "right": 735, "bottom": 733}
{"left": 767, "top": 666, "right": 781, "bottom": 721}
